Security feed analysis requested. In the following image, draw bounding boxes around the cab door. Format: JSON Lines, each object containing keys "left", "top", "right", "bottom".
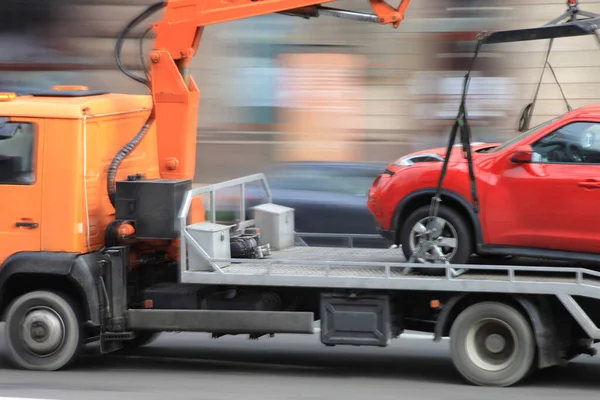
{"left": 0, "top": 118, "right": 43, "bottom": 265}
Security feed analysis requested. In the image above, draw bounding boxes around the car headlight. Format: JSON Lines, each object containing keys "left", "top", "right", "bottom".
{"left": 393, "top": 153, "right": 444, "bottom": 167}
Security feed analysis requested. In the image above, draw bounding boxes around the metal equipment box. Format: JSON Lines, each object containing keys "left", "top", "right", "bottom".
{"left": 114, "top": 178, "right": 191, "bottom": 239}
{"left": 320, "top": 293, "right": 391, "bottom": 347}
{"left": 142, "top": 282, "right": 211, "bottom": 309}
{"left": 252, "top": 203, "right": 294, "bottom": 251}
{"left": 186, "top": 222, "right": 231, "bottom": 271}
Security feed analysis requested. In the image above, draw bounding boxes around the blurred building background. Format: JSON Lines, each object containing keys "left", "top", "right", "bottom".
{"left": 1, "top": 0, "right": 599, "bottom": 183}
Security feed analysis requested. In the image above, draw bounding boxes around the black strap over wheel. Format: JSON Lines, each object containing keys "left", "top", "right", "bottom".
{"left": 406, "top": 38, "right": 482, "bottom": 274}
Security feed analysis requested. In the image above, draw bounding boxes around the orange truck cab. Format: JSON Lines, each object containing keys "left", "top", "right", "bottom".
{"left": 0, "top": 88, "right": 162, "bottom": 264}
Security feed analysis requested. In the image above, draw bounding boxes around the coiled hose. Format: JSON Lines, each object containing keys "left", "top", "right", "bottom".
{"left": 106, "top": 111, "right": 155, "bottom": 207}
{"left": 107, "top": 1, "right": 166, "bottom": 207}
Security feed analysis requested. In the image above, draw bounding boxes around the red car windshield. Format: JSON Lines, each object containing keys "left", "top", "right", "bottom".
{"left": 480, "top": 116, "right": 560, "bottom": 154}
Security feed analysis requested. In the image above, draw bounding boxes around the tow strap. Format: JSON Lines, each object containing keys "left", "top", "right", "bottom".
{"left": 519, "top": 39, "right": 573, "bottom": 132}
{"left": 433, "top": 37, "right": 482, "bottom": 215}
{"left": 406, "top": 37, "right": 482, "bottom": 270}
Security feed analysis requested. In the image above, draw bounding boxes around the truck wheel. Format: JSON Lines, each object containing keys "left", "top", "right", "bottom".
{"left": 4, "top": 290, "right": 82, "bottom": 371}
{"left": 449, "top": 301, "right": 536, "bottom": 387}
{"left": 122, "top": 331, "right": 159, "bottom": 349}
{"left": 400, "top": 204, "right": 472, "bottom": 272}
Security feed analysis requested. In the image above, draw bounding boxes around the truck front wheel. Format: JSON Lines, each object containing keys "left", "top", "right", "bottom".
{"left": 449, "top": 301, "right": 536, "bottom": 387}
{"left": 4, "top": 290, "right": 82, "bottom": 371}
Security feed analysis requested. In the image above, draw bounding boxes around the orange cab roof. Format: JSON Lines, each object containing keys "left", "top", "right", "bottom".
{"left": 0, "top": 89, "right": 152, "bottom": 119}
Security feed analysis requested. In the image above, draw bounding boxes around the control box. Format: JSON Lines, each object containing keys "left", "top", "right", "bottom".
{"left": 252, "top": 203, "right": 294, "bottom": 251}
{"left": 115, "top": 178, "right": 191, "bottom": 239}
{"left": 186, "top": 222, "right": 231, "bottom": 271}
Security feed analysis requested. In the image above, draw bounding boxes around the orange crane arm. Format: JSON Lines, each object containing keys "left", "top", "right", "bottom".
{"left": 155, "top": 0, "right": 411, "bottom": 57}
{"left": 112, "top": 0, "right": 412, "bottom": 189}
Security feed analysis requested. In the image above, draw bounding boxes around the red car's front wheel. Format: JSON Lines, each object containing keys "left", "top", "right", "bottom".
{"left": 400, "top": 204, "right": 473, "bottom": 269}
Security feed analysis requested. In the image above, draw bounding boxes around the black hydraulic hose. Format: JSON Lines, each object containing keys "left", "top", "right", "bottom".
{"left": 107, "top": 111, "right": 155, "bottom": 207}
{"left": 139, "top": 26, "right": 154, "bottom": 81}
{"left": 114, "top": 0, "right": 166, "bottom": 87}
{"left": 107, "top": 1, "right": 165, "bottom": 208}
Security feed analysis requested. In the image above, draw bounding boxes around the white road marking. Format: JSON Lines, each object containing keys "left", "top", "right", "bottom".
{"left": 113, "top": 354, "right": 330, "bottom": 372}
{"left": 0, "top": 397, "right": 59, "bottom": 400}
{"left": 312, "top": 327, "right": 448, "bottom": 340}
{"left": 402, "top": 333, "right": 449, "bottom": 340}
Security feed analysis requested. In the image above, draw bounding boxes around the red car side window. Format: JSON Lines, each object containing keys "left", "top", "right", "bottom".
{"left": 531, "top": 121, "right": 600, "bottom": 164}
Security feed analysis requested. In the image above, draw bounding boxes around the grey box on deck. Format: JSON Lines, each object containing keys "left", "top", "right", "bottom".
{"left": 253, "top": 203, "right": 295, "bottom": 251}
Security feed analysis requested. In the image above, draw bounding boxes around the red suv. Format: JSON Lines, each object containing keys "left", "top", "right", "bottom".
{"left": 367, "top": 104, "right": 600, "bottom": 265}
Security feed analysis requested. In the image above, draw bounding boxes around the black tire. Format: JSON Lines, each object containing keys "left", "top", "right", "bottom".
{"left": 122, "top": 331, "right": 159, "bottom": 349}
{"left": 4, "top": 290, "right": 82, "bottom": 371}
{"left": 449, "top": 301, "right": 536, "bottom": 387}
{"left": 400, "top": 204, "right": 473, "bottom": 271}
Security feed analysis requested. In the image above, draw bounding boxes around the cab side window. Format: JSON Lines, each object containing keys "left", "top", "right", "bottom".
{"left": 0, "top": 121, "right": 35, "bottom": 184}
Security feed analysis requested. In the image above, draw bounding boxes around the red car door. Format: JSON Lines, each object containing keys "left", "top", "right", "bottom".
{"left": 484, "top": 120, "right": 600, "bottom": 253}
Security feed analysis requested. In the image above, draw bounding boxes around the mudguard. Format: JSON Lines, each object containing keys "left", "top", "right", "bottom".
{"left": 434, "top": 294, "right": 564, "bottom": 369}
{"left": 391, "top": 188, "right": 483, "bottom": 243}
{"left": 0, "top": 251, "right": 104, "bottom": 326}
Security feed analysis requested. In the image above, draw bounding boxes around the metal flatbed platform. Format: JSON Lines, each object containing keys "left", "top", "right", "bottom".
{"left": 176, "top": 174, "right": 600, "bottom": 339}
{"left": 180, "top": 245, "right": 600, "bottom": 339}
{"left": 215, "top": 247, "right": 594, "bottom": 280}
{"left": 180, "top": 244, "right": 600, "bottom": 295}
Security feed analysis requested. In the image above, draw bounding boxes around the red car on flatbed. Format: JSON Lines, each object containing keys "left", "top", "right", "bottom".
{"left": 367, "top": 105, "right": 600, "bottom": 265}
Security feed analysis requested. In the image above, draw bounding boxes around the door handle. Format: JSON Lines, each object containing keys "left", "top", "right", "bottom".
{"left": 16, "top": 222, "right": 39, "bottom": 228}
{"left": 578, "top": 179, "right": 600, "bottom": 189}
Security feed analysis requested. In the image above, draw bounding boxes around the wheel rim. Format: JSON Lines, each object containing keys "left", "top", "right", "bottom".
{"left": 408, "top": 216, "right": 458, "bottom": 263}
{"left": 464, "top": 318, "right": 518, "bottom": 372}
{"left": 19, "top": 306, "right": 66, "bottom": 357}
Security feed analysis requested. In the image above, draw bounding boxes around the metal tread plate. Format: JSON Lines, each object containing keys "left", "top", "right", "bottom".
{"left": 218, "top": 246, "right": 600, "bottom": 283}
{"left": 180, "top": 246, "right": 600, "bottom": 299}
{"left": 223, "top": 247, "right": 406, "bottom": 276}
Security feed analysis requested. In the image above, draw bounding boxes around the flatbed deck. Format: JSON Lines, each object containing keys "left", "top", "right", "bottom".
{"left": 218, "top": 247, "right": 596, "bottom": 280}
{"left": 181, "top": 245, "right": 600, "bottom": 298}
{"left": 223, "top": 247, "right": 407, "bottom": 276}
{"left": 178, "top": 175, "right": 600, "bottom": 303}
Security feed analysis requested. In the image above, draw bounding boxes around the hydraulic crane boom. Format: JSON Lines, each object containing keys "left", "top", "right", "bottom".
{"left": 112, "top": 0, "right": 412, "bottom": 194}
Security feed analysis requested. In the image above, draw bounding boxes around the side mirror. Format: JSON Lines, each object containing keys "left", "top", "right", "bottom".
{"left": 511, "top": 144, "right": 534, "bottom": 163}
{"left": 0, "top": 118, "right": 17, "bottom": 139}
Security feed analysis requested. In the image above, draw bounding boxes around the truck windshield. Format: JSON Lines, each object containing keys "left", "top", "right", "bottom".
{"left": 481, "top": 116, "right": 560, "bottom": 153}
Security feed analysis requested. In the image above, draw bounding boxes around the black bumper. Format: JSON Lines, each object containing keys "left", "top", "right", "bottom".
{"left": 376, "top": 226, "right": 395, "bottom": 242}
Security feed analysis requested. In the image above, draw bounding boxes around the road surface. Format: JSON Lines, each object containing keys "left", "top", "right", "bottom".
{"left": 0, "top": 328, "right": 599, "bottom": 400}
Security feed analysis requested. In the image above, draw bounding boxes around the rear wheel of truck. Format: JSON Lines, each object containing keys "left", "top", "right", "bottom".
{"left": 4, "top": 290, "right": 82, "bottom": 371}
{"left": 449, "top": 301, "right": 536, "bottom": 387}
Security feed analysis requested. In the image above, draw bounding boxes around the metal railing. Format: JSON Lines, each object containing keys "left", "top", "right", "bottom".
{"left": 178, "top": 173, "right": 272, "bottom": 274}
{"left": 294, "top": 232, "right": 385, "bottom": 248}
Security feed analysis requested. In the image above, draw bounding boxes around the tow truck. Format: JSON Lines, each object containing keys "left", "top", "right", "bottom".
{"left": 2, "top": 0, "right": 600, "bottom": 388}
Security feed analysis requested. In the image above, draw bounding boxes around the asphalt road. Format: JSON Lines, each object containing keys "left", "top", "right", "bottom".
{"left": 0, "top": 328, "right": 600, "bottom": 400}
